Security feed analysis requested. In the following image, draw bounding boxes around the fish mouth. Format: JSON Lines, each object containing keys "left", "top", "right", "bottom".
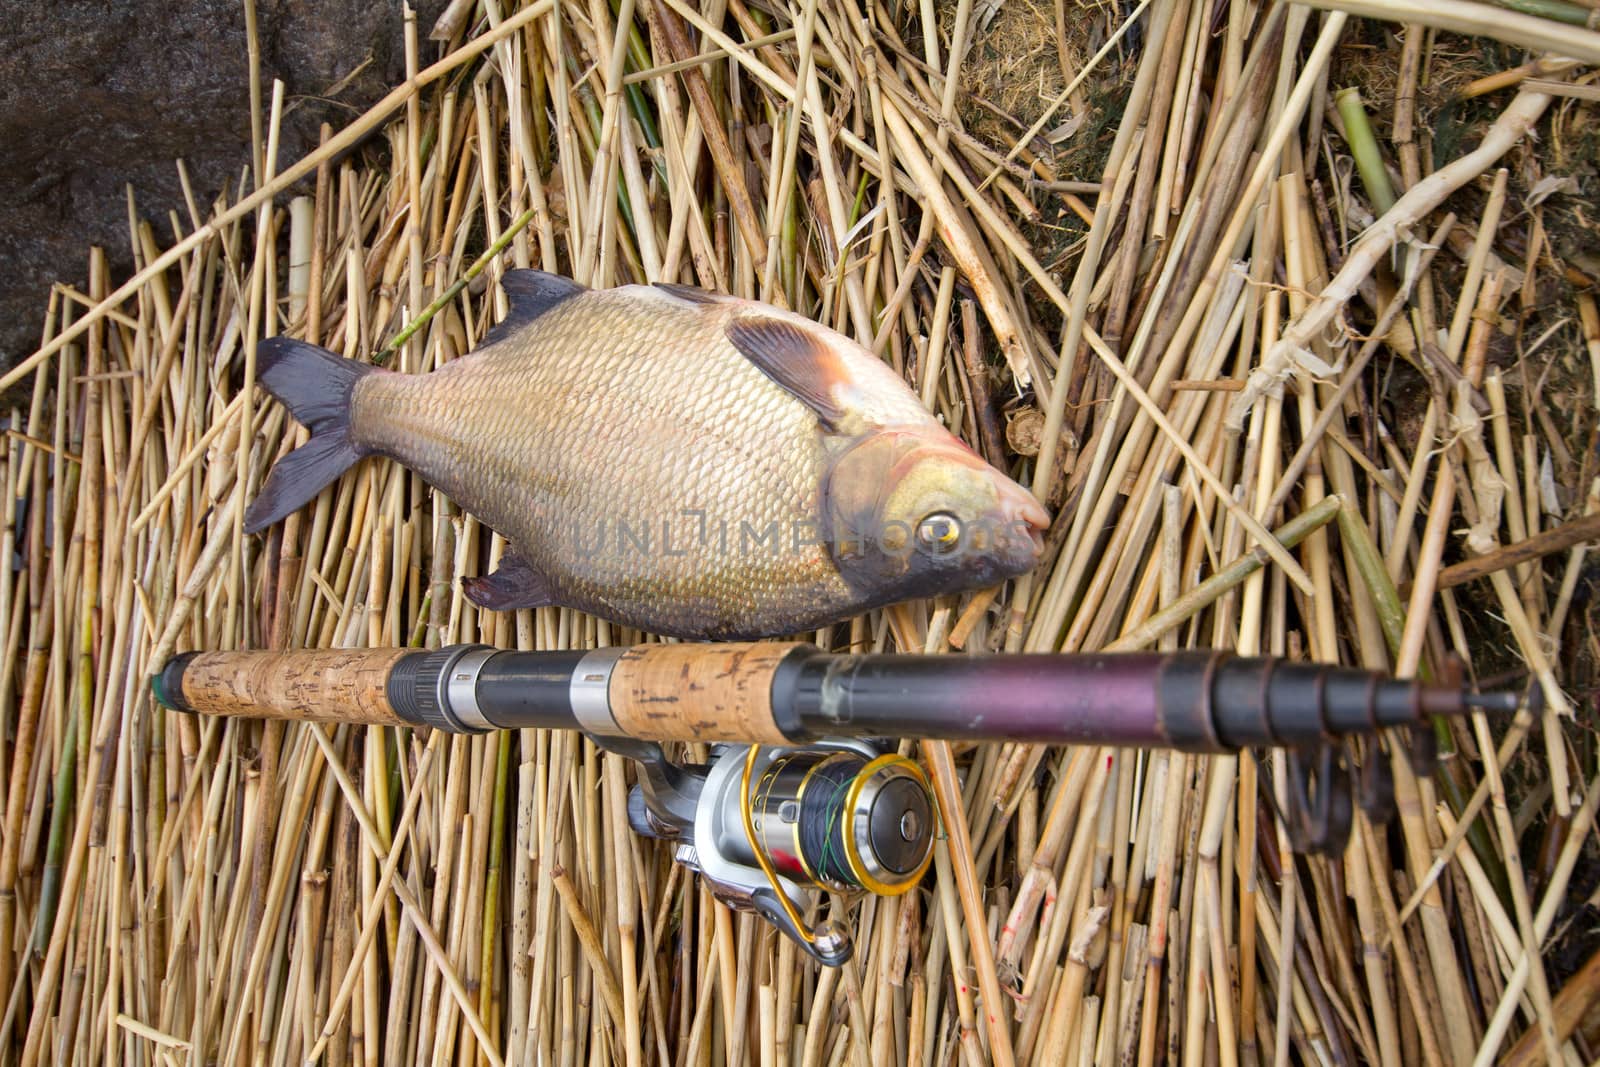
{"left": 1023, "top": 521, "right": 1046, "bottom": 556}
{"left": 999, "top": 484, "right": 1050, "bottom": 558}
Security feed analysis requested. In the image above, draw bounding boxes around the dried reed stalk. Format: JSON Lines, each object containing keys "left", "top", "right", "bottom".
{"left": 1, "top": 2, "right": 1593, "bottom": 1064}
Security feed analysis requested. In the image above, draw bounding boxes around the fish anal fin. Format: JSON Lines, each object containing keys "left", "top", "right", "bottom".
{"left": 461, "top": 552, "right": 557, "bottom": 612}
{"left": 726, "top": 316, "right": 854, "bottom": 432}
{"left": 483, "top": 271, "right": 587, "bottom": 347}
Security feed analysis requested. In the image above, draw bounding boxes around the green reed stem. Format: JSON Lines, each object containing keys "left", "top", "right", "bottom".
{"left": 1336, "top": 87, "right": 1396, "bottom": 216}
{"left": 1335, "top": 501, "right": 1511, "bottom": 902}
{"left": 1494, "top": 0, "right": 1592, "bottom": 24}
{"left": 1107, "top": 496, "right": 1343, "bottom": 653}
{"left": 377, "top": 207, "right": 540, "bottom": 363}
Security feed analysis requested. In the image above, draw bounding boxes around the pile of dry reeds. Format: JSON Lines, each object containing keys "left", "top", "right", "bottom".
{"left": 4, "top": 0, "right": 1600, "bottom": 1063}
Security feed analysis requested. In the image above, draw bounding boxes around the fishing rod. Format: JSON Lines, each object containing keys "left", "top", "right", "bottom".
{"left": 152, "top": 642, "right": 1521, "bottom": 965}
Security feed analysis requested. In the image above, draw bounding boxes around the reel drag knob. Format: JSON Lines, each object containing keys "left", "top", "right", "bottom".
{"left": 848, "top": 758, "right": 935, "bottom": 892}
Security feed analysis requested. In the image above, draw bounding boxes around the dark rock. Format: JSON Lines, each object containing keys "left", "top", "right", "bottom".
{"left": 0, "top": 0, "right": 445, "bottom": 368}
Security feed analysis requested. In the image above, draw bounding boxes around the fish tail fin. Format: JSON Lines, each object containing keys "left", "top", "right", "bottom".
{"left": 244, "top": 338, "right": 377, "bottom": 534}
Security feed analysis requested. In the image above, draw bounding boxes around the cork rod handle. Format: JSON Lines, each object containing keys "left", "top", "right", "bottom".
{"left": 607, "top": 642, "right": 805, "bottom": 744}
{"left": 159, "top": 648, "right": 414, "bottom": 727}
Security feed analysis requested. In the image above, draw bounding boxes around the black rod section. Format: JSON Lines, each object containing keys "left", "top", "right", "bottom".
{"left": 775, "top": 651, "right": 1472, "bottom": 750}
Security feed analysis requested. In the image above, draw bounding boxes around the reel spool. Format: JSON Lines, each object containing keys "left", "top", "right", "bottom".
{"left": 625, "top": 741, "right": 936, "bottom": 965}
{"left": 740, "top": 749, "right": 935, "bottom": 896}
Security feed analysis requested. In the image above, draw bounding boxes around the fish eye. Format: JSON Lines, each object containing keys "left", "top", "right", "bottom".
{"left": 916, "top": 512, "right": 963, "bottom": 553}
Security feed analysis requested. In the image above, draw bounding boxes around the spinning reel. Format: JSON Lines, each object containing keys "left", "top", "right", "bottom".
{"left": 612, "top": 737, "right": 935, "bottom": 965}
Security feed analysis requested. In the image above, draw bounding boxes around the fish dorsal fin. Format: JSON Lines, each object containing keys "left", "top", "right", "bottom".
{"left": 483, "top": 271, "right": 586, "bottom": 347}
{"left": 726, "top": 316, "right": 859, "bottom": 433}
{"left": 652, "top": 281, "right": 732, "bottom": 305}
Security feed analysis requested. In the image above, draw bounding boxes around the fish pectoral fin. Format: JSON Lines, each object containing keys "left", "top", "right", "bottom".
{"left": 725, "top": 316, "right": 856, "bottom": 433}
{"left": 481, "top": 271, "right": 587, "bottom": 348}
{"left": 460, "top": 553, "right": 557, "bottom": 612}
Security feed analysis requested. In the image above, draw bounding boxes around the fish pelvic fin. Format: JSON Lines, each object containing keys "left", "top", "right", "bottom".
{"left": 461, "top": 552, "right": 557, "bottom": 612}
{"left": 243, "top": 338, "right": 376, "bottom": 534}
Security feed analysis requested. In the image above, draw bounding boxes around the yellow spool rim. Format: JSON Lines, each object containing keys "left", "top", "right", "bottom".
{"left": 841, "top": 754, "right": 934, "bottom": 897}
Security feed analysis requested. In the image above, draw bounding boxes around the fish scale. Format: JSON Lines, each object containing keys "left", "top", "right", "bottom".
{"left": 243, "top": 271, "right": 1050, "bottom": 640}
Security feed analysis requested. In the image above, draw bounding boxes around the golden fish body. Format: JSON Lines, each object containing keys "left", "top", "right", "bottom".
{"left": 245, "top": 272, "right": 1048, "bottom": 639}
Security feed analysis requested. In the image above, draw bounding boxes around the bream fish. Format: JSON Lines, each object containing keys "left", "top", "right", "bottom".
{"left": 244, "top": 271, "right": 1049, "bottom": 639}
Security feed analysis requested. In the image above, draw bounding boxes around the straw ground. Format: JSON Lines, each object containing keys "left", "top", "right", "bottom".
{"left": 4, "top": 1, "right": 1600, "bottom": 1064}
